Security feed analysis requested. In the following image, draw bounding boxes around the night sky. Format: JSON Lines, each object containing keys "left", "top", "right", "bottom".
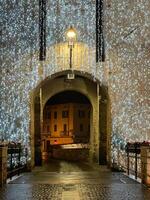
{"left": 46, "top": 91, "right": 90, "bottom": 105}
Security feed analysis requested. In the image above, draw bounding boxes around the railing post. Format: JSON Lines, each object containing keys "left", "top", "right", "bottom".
{"left": 135, "top": 143, "right": 138, "bottom": 179}
{"left": 18, "top": 147, "right": 21, "bottom": 176}
{"left": 127, "top": 146, "right": 130, "bottom": 175}
{"left": 10, "top": 149, "right": 13, "bottom": 180}
{"left": 25, "top": 148, "right": 28, "bottom": 167}
{"left": 0, "top": 145, "right": 8, "bottom": 187}
{"left": 141, "top": 146, "right": 150, "bottom": 186}
{"left": 135, "top": 152, "right": 138, "bottom": 179}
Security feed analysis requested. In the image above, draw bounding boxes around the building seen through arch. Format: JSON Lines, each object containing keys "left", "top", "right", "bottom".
{"left": 42, "top": 91, "right": 91, "bottom": 157}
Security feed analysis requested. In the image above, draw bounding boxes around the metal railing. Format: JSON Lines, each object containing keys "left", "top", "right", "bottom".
{"left": 7, "top": 144, "right": 28, "bottom": 179}
{"left": 117, "top": 143, "right": 145, "bottom": 180}
{"left": 113, "top": 144, "right": 142, "bottom": 179}
{"left": 124, "top": 143, "right": 141, "bottom": 179}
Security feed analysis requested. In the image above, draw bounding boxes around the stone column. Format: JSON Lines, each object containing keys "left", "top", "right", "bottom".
{"left": 141, "top": 146, "right": 150, "bottom": 186}
{"left": 0, "top": 146, "right": 7, "bottom": 187}
{"left": 34, "top": 95, "right": 42, "bottom": 166}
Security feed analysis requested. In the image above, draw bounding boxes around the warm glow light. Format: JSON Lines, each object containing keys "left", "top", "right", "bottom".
{"left": 66, "top": 26, "right": 77, "bottom": 41}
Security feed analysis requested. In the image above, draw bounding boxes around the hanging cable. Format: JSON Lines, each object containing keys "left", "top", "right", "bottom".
{"left": 96, "top": 0, "right": 105, "bottom": 62}
{"left": 39, "top": 0, "right": 46, "bottom": 61}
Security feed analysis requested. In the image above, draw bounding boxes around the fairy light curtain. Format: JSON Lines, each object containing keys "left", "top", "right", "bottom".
{"left": 39, "top": 0, "right": 106, "bottom": 63}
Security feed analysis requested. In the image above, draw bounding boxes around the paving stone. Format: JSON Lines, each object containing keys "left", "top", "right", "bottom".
{"left": 0, "top": 160, "right": 150, "bottom": 200}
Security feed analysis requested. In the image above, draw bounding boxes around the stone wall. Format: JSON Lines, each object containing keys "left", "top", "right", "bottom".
{"left": 1, "top": 0, "right": 39, "bottom": 146}
{"left": 102, "top": 0, "right": 150, "bottom": 164}
{"left": 0, "top": 0, "right": 96, "bottom": 147}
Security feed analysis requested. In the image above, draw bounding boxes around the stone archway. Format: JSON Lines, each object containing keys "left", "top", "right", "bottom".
{"left": 30, "top": 70, "right": 110, "bottom": 167}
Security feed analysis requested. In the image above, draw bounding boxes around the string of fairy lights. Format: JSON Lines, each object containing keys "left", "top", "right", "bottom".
{"left": 0, "top": 1, "right": 149, "bottom": 164}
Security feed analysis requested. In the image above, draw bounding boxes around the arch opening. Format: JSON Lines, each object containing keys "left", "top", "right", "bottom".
{"left": 41, "top": 90, "right": 92, "bottom": 161}
{"left": 31, "top": 71, "right": 110, "bottom": 167}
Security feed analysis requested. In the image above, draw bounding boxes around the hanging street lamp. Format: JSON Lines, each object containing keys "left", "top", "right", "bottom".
{"left": 66, "top": 26, "right": 77, "bottom": 70}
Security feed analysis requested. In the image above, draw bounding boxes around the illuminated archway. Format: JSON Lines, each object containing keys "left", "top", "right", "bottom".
{"left": 30, "top": 70, "right": 111, "bottom": 167}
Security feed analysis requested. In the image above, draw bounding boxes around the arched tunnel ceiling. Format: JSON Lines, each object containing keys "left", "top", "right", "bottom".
{"left": 46, "top": 90, "right": 91, "bottom": 105}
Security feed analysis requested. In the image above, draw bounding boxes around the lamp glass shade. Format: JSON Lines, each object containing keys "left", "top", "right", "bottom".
{"left": 66, "top": 27, "right": 77, "bottom": 42}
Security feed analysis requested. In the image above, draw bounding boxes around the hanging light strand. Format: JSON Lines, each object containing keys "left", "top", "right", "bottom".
{"left": 39, "top": 0, "right": 47, "bottom": 61}
{"left": 96, "top": 0, "right": 105, "bottom": 62}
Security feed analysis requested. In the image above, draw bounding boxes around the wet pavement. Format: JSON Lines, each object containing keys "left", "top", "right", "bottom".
{"left": 0, "top": 159, "right": 150, "bottom": 200}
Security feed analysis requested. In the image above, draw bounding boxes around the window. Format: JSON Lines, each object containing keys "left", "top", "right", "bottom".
{"left": 63, "top": 124, "right": 67, "bottom": 132}
{"left": 54, "top": 111, "right": 57, "bottom": 119}
{"left": 54, "top": 125, "right": 57, "bottom": 132}
{"left": 60, "top": 124, "right": 68, "bottom": 136}
{"left": 78, "top": 110, "right": 85, "bottom": 118}
{"left": 47, "top": 111, "right": 51, "bottom": 119}
{"left": 80, "top": 124, "right": 83, "bottom": 132}
{"left": 62, "top": 110, "right": 69, "bottom": 118}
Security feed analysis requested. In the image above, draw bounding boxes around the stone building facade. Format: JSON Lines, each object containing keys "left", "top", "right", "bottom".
{"left": 42, "top": 102, "right": 90, "bottom": 147}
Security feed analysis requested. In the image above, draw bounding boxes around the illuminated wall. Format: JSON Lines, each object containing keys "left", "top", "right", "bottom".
{"left": 1, "top": 1, "right": 149, "bottom": 164}
{"left": 1, "top": 0, "right": 94, "bottom": 139}
{"left": 103, "top": 0, "right": 150, "bottom": 162}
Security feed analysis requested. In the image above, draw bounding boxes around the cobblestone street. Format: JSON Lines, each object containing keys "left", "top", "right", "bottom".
{"left": 0, "top": 160, "right": 150, "bottom": 200}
